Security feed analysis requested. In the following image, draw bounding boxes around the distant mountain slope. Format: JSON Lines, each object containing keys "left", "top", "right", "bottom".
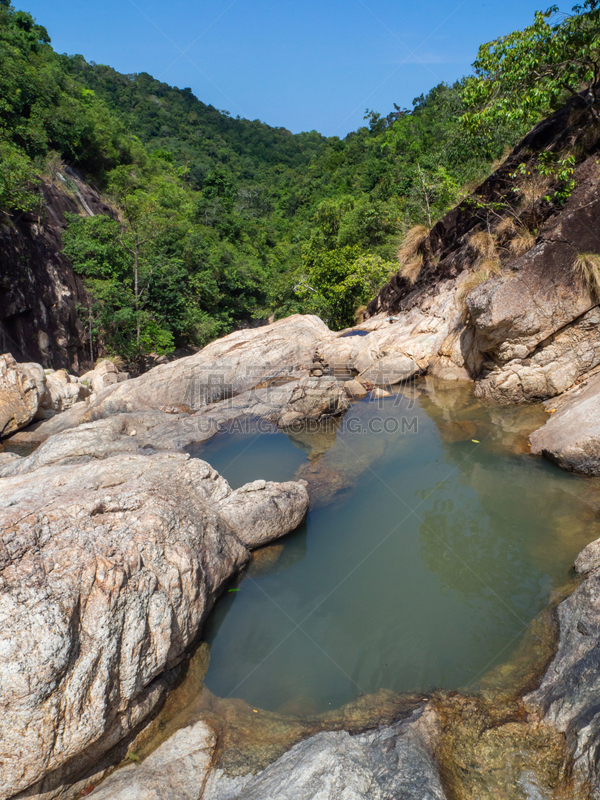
{"left": 64, "top": 58, "right": 326, "bottom": 186}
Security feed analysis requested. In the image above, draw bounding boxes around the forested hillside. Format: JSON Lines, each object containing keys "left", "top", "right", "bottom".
{"left": 2, "top": 0, "right": 597, "bottom": 367}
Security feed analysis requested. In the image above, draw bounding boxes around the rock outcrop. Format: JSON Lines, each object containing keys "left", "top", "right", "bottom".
{"left": 0, "top": 354, "right": 45, "bottom": 436}
{"left": 0, "top": 355, "right": 128, "bottom": 437}
{"left": 529, "top": 372, "right": 600, "bottom": 474}
{"left": 205, "top": 707, "right": 446, "bottom": 800}
{"left": 0, "top": 452, "right": 308, "bottom": 799}
{"left": 88, "top": 705, "right": 445, "bottom": 800}
{"left": 0, "top": 169, "right": 113, "bottom": 370}
{"left": 3, "top": 317, "right": 350, "bottom": 452}
{"left": 525, "top": 561, "right": 600, "bottom": 796}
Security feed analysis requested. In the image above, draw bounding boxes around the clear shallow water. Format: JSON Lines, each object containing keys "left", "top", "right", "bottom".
{"left": 192, "top": 382, "right": 600, "bottom": 714}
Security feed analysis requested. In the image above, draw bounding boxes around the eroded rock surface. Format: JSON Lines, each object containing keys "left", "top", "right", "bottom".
{"left": 88, "top": 721, "right": 217, "bottom": 800}
{"left": 529, "top": 373, "right": 600, "bottom": 475}
{"left": 0, "top": 453, "right": 307, "bottom": 800}
{"left": 475, "top": 307, "right": 600, "bottom": 404}
{"left": 525, "top": 568, "right": 600, "bottom": 796}
{"left": 0, "top": 354, "right": 44, "bottom": 436}
{"left": 207, "top": 707, "right": 445, "bottom": 800}
{"left": 88, "top": 704, "right": 445, "bottom": 800}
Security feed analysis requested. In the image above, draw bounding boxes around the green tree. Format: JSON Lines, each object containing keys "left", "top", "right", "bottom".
{"left": 0, "top": 137, "right": 38, "bottom": 212}
{"left": 462, "top": 1, "right": 600, "bottom": 132}
{"left": 298, "top": 247, "right": 394, "bottom": 328}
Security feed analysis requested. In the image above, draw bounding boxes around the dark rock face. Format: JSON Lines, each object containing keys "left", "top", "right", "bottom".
{"left": 363, "top": 96, "right": 600, "bottom": 413}
{"left": 0, "top": 169, "right": 112, "bottom": 371}
{"left": 367, "top": 94, "right": 596, "bottom": 321}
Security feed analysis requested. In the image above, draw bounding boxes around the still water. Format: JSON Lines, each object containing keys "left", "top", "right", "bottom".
{"left": 190, "top": 380, "right": 599, "bottom": 714}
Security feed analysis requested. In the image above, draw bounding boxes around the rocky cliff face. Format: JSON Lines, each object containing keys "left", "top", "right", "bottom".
{"left": 0, "top": 168, "right": 112, "bottom": 371}
{"left": 366, "top": 95, "right": 600, "bottom": 400}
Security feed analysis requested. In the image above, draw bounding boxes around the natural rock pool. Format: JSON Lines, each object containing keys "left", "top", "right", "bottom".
{"left": 185, "top": 380, "right": 600, "bottom": 716}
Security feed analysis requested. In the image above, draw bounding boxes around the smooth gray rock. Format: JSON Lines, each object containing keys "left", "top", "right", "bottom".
{"left": 0, "top": 453, "right": 308, "bottom": 800}
{"left": 575, "top": 539, "right": 600, "bottom": 574}
{"left": 358, "top": 354, "right": 420, "bottom": 387}
{"left": 86, "top": 314, "right": 343, "bottom": 419}
{"left": 529, "top": 372, "right": 600, "bottom": 474}
{"left": 88, "top": 720, "right": 217, "bottom": 800}
{"left": 8, "top": 317, "right": 350, "bottom": 447}
{"left": 342, "top": 379, "right": 368, "bottom": 399}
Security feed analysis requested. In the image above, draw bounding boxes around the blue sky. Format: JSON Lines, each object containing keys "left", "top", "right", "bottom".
{"left": 24, "top": 0, "right": 545, "bottom": 137}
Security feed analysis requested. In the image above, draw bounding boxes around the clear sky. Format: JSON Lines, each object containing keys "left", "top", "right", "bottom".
{"left": 23, "top": 0, "right": 545, "bottom": 137}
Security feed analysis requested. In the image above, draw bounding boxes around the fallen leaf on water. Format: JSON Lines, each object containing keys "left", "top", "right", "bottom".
{"left": 471, "top": 439, "right": 480, "bottom": 443}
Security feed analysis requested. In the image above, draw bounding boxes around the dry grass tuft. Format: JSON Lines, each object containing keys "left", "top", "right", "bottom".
{"left": 508, "top": 230, "right": 537, "bottom": 258}
{"left": 399, "top": 253, "right": 424, "bottom": 285}
{"left": 96, "top": 354, "right": 125, "bottom": 370}
{"left": 496, "top": 216, "right": 518, "bottom": 238}
{"left": 355, "top": 305, "right": 367, "bottom": 323}
{"left": 42, "top": 151, "right": 65, "bottom": 182}
{"left": 490, "top": 144, "right": 516, "bottom": 173}
{"left": 397, "top": 225, "right": 429, "bottom": 263}
{"left": 518, "top": 174, "right": 553, "bottom": 207}
{"left": 457, "top": 259, "right": 501, "bottom": 304}
{"left": 575, "top": 252, "right": 600, "bottom": 298}
{"left": 469, "top": 230, "right": 497, "bottom": 260}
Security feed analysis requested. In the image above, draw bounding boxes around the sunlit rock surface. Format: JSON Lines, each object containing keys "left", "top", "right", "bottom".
{"left": 529, "top": 372, "right": 600, "bottom": 475}
{"left": 0, "top": 453, "right": 307, "bottom": 799}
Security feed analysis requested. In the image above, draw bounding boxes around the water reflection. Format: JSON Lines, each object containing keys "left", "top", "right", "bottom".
{"left": 188, "top": 380, "right": 600, "bottom": 714}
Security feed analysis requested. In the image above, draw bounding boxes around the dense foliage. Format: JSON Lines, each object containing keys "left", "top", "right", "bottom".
{"left": 3, "top": 1, "right": 589, "bottom": 363}
{"left": 463, "top": 0, "right": 600, "bottom": 132}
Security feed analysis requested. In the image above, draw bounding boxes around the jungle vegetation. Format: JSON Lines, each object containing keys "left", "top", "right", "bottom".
{"left": 2, "top": 0, "right": 598, "bottom": 361}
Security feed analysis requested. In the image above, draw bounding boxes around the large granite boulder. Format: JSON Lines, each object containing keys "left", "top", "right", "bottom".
{"left": 0, "top": 354, "right": 45, "bottom": 436}
{"left": 529, "top": 372, "right": 600, "bottom": 474}
{"left": 85, "top": 314, "right": 340, "bottom": 418}
{"left": 6, "top": 317, "right": 350, "bottom": 449}
{"left": 0, "top": 453, "right": 308, "bottom": 800}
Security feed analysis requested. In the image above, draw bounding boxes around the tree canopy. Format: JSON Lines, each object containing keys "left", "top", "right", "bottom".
{"left": 2, "top": 1, "right": 585, "bottom": 363}
{"left": 463, "top": 1, "right": 600, "bottom": 132}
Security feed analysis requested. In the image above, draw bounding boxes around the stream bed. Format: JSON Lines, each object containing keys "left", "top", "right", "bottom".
{"left": 183, "top": 380, "right": 600, "bottom": 716}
